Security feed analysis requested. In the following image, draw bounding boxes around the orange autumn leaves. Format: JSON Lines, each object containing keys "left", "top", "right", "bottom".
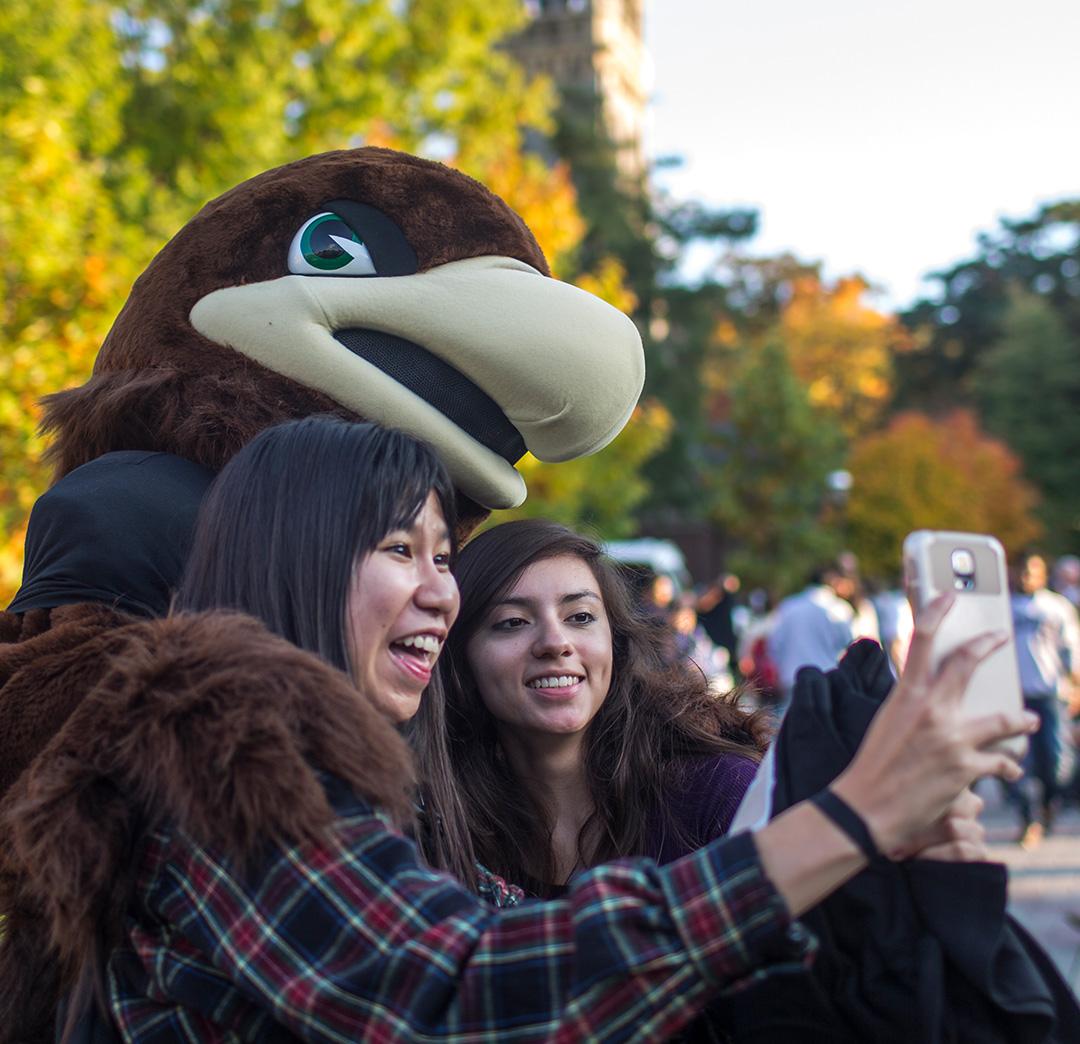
{"left": 780, "top": 275, "right": 902, "bottom": 439}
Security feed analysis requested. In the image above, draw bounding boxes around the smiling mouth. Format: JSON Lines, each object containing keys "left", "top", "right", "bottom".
{"left": 527, "top": 675, "right": 583, "bottom": 690}
{"left": 389, "top": 634, "right": 444, "bottom": 680}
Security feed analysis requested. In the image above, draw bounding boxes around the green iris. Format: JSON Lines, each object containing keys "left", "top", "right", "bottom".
{"left": 300, "top": 212, "right": 364, "bottom": 271}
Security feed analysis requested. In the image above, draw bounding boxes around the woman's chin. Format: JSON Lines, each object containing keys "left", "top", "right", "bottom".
{"left": 364, "top": 673, "right": 424, "bottom": 723}
{"left": 385, "top": 689, "right": 423, "bottom": 724}
{"left": 523, "top": 712, "right": 591, "bottom": 738}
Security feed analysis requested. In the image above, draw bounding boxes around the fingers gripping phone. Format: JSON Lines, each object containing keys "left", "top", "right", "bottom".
{"left": 902, "top": 531, "right": 1028, "bottom": 760}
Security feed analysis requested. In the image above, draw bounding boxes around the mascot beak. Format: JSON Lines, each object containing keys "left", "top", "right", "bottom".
{"left": 190, "top": 256, "right": 644, "bottom": 509}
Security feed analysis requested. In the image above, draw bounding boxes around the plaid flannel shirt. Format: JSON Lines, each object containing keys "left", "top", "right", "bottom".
{"left": 108, "top": 775, "right": 813, "bottom": 1041}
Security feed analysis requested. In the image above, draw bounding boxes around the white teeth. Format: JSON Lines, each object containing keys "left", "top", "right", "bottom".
{"left": 528, "top": 675, "right": 580, "bottom": 689}
{"left": 399, "top": 634, "right": 443, "bottom": 654}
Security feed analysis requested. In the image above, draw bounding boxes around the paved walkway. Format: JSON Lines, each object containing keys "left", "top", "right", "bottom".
{"left": 980, "top": 780, "right": 1080, "bottom": 994}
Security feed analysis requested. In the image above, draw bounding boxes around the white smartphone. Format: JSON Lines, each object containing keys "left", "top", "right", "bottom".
{"left": 902, "top": 530, "right": 1027, "bottom": 760}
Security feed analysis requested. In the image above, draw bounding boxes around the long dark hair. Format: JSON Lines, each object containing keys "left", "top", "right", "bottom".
{"left": 176, "top": 417, "right": 456, "bottom": 673}
{"left": 430, "top": 519, "right": 769, "bottom": 896}
{"left": 176, "top": 417, "right": 479, "bottom": 883}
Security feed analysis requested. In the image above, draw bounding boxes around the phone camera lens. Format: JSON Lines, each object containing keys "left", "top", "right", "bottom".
{"left": 951, "top": 549, "right": 975, "bottom": 575}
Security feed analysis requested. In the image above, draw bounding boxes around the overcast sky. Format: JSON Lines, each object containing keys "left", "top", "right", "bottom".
{"left": 644, "top": 0, "right": 1080, "bottom": 309}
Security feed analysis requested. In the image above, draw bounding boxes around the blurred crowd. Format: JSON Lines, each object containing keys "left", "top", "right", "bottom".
{"left": 624, "top": 548, "right": 1080, "bottom": 847}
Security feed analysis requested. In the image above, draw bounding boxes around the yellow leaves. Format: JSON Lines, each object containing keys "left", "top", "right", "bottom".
{"left": 779, "top": 274, "right": 899, "bottom": 438}
{"left": 466, "top": 152, "right": 585, "bottom": 276}
{"left": 574, "top": 257, "right": 636, "bottom": 314}
{"left": 0, "top": 521, "right": 29, "bottom": 600}
{"left": 712, "top": 317, "right": 739, "bottom": 348}
{"left": 0, "top": 46, "right": 138, "bottom": 604}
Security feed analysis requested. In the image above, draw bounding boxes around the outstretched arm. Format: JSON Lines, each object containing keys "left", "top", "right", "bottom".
{"left": 142, "top": 798, "right": 810, "bottom": 1042}
{"left": 756, "top": 593, "right": 1034, "bottom": 914}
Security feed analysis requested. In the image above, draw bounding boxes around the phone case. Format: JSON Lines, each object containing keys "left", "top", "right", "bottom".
{"left": 902, "top": 530, "right": 1027, "bottom": 759}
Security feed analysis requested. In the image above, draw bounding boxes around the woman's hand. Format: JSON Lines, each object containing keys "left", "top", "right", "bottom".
{"left": 898, "top": 789, "right": 990, "bottom": 863}
{"left": 831, "top": 593, "right": 1037, "bottom": 858}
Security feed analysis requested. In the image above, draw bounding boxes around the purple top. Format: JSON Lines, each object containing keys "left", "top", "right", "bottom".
{"left": 648, "top": 753, "right": 761, "bottom": 865}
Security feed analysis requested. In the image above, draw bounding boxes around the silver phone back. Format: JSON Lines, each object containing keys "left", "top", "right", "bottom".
{"left": 903, "top": 531, "right": 1026, "bottom": 756}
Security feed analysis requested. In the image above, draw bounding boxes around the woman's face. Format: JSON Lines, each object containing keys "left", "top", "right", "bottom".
{"left": 465, "top": 554, "right": 614, "bottom": 741}
{"left": 345, "top": 492, "right": 459, "bottom": 723}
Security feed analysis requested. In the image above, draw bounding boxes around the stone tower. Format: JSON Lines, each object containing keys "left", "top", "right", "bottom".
{"left": 509, "top": 0, "right": 648, "bottom": 178}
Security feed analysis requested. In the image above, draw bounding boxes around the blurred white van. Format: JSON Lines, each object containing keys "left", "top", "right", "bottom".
{"left": 603, "top": 538, "right": 691, "bottom": 594}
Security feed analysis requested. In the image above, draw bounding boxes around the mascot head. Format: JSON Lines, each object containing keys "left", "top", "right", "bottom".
{"left": 43, "top": 148, "right": 643, "bottom": 533}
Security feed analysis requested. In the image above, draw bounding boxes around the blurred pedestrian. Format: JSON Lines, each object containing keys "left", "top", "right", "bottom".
{"left": 870, "top": 583, "right": 915, "bottom": 678}
{"left": 1052, "top": 554, "right": 1080, "bottom": 610}
{"left": 737, "top": 588, "right": 781, "bottom": 709}
{"left": 669, "top": 594, "right": 734, "bottom": 692}
{"left": 836, "top": 551, "right": 880, "bottom": 644}
{"left": 768, "top": 562, "right": 856, "bottom": 706}
{"left": 1008, "top": 551, "right": 1080, "bottom": 846}
{"left": 697, "top": 572, "right": 741, "bottom": 668}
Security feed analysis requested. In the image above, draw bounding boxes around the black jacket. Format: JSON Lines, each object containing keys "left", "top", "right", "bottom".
{"left": 722, "top": 639, "right": 1080, "bottom": 1043}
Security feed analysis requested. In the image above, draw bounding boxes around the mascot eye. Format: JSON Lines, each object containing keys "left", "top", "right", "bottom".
{"left": 287, "top": 212, "right": 377, "bottom": 276}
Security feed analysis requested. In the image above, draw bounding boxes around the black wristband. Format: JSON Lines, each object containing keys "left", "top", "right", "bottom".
{"left": 810, "top": 789, "right": 881, "bottom": 862}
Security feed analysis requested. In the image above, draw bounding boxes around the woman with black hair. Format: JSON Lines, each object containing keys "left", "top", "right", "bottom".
{"left": 1, "top": 417, "right": 1038, "bottom": 1042}
{"left": 430, "top": 519, "right": 770, "bottom": 894}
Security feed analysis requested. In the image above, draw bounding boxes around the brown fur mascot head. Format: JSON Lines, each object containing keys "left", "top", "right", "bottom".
{"left": 41, "top": 147, "right": 644, "bottom": 534}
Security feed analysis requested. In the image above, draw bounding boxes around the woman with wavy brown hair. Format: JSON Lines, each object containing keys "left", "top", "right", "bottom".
{"left": 427, "top": 518, "right": 771, "bottom": 896}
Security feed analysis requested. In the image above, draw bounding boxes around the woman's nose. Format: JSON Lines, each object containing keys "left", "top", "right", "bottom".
{"left": 532, "top": 620, "right": 572, "bottom": 658}
{"left": 415, "top": 568, "right": 460, "bottom": 619}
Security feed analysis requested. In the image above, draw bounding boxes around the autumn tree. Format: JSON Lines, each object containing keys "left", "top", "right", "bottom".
{"left": 0, "top": 0, "right": 137, "bottom": 595}
{"left": 492, "top": 400, "right": 673, "bottom": 538}
{"left": 779, "top": 275, "right": 902, "bottom": 438}
{"left": 847, "top": 411, "right": 1042, "bottom": 581}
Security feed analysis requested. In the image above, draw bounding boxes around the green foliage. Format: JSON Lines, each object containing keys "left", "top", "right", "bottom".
{"left": 490, "top": 400, "right": 673, "bottom": 540}
{"left": 551, "top": 85, "right": 658, "bottom": 296}
{"left": 973, "top": 290, "right": 1080, "bottom": 550}
{"left": 847, "top": 411, "right": 1042, "bottom": 581}
{"left": 895, "top": 200, "right": 1080, "bottom": 413}
{"left": 706, "top": 339, "right": 846, "bottom": 595}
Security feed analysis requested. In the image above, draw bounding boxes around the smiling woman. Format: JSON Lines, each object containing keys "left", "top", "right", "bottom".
{"left": 343, "top": 492, "right": 457, "bottom": 724}
{"left": 177, "top": 417, "right": 460, "bottom": 707}
{"left": 174, "top": 415, "right": 483, "bottom": 884}
{"left": 430, "top": 519, "right": 770, "bottom": 894}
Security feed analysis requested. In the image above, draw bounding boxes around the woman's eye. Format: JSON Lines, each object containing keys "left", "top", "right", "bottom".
{"left": 434, "top": 552, "right": 452, "bottom": 569}
{"left": 568, "top": 611, "right": 596, "bottom": 625}
{"left": 383, "top": 542, "right": 410, "bottom": 557}
{"left": 287, "top": 212, "right": 377, "bottom": 276}
{"left": 493, "top": 617, "right": 527, "bottom": 631}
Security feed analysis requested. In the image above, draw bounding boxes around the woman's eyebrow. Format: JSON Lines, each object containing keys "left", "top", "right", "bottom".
{"left": 493, "top": 590, "right": 600, "bottom": 609}
{"left": 559, "top": 590, "right": 601, "bottom": 605}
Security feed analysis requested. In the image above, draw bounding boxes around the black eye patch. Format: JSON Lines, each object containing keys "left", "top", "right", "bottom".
{"left": 322, "top": 199, "right": 418, "bottom": 277}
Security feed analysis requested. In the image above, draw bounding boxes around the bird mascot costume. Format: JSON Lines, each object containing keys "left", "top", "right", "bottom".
{"left": 0, "top": 148, "right": 644, "bottom": 1040}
